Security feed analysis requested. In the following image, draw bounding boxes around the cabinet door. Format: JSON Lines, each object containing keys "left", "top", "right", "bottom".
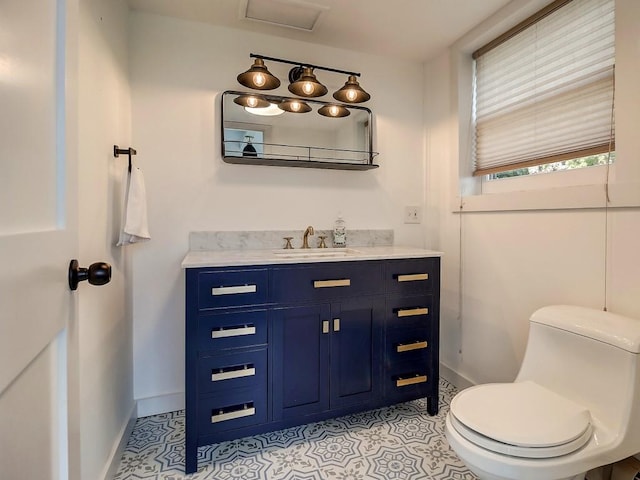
{"left": 330, "top": 296, "right": 383, "bottom": 409}
{"left": 272, "top": 304, "right": 331, "bottom": 420}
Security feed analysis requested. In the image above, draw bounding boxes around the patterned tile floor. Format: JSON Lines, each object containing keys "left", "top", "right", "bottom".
{"left": 114, "top": 379, "right": 476, "bottom": 479}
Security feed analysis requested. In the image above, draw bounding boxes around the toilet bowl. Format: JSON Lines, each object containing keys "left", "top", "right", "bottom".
{"left": 445, "top": 305, "right": 640, "bottom": 480}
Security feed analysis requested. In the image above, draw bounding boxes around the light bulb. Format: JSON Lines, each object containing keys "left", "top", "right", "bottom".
{"left": 346, "top": 89, "right": 358, "bottom": 102}
{"left": 253, "top": 72, "right": 266, "bottom": 87}
{"left": 290, "top": 101, "right": 301, "bottom": 112}
{"left": 246, "top": 96, "right": 258, "bottom": 108}
{"left": 302, "top": 82, "right": 314, "bottom": 95}
{"left": 329, "top": 105, "right": 339, "bottom": 116}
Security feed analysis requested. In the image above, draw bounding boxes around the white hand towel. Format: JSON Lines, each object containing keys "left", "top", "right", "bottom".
{"left": 117, "top": 166, "right": 151, "bottom": 246}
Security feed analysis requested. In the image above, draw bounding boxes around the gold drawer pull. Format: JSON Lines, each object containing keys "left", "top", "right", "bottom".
{"left": 397, "top": 273, "right": 428, "bottom": 282}
{"left": 211, "top": 324, "right": 256, "bottom": 339}
{"left": 211, "top": 403, "right": 255, "bottom": 423}
{"left": 397, "top": 341, "right": 428, "bottom": 353}
{"left": 211, "top": 364, "right": 256, "bottom": 382}
{"left": 212, "top": 284, "right": 257, "bottom": 296}
{"left": 313, "top": 279, "right": 351, "bottom": 288}
{"left": 397, "top": 307, "right": 428, "bottom": 317}
{"left": 396, "top": 375, "right": 427, "bottom": 387}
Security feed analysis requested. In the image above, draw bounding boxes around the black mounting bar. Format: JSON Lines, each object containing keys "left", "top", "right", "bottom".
{"left": 113, "top": 145, "right": 137, "bottom": 173}
{"left": 250, "top": 53, "right": 360, "bottom": 77}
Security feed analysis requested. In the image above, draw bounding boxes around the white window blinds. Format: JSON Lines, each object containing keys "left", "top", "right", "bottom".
{"left": 473, "top": 0, "right": 615, "bottom": 176}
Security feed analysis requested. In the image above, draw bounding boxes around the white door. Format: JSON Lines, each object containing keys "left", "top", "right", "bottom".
{"left": 0, "top": 0, "right": 79, "bottom": 479}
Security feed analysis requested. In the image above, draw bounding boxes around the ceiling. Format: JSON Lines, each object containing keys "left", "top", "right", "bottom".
{"left": 127, "top": 0, "right": 513, "bottom": 62}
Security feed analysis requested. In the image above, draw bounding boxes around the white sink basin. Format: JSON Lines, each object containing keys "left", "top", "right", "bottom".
{"left": 272, "top": 248, "right": 361, "bottom": 258}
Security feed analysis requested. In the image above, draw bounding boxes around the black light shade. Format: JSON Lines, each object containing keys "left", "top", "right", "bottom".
{"left": 233, "top": 94, "right": 270, "bottom": 108}
{"left": 333, "top": 75, "right": 371, "bottom": 103}
{"left": 277, "top": 99, "right": 312, "bottom": 113}
{"left": 243, "top": 136, "right": 258, "bottom": 157}
{"left": 237, "top": 58, "right": 281, "bottom": 90}
{"left": 288, "top": 66, "right": 328, "bottom": 97}
{"left": 318, "top": 104, "right": 350, "bottom": 118}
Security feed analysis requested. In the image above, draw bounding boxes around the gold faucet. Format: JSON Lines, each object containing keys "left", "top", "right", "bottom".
{"left": 302, "top": 226, "right": 314, "bottom": 248}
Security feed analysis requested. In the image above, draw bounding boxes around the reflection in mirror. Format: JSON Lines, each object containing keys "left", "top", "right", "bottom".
{"left": 221, "top": 90, "right": 377, "bottom": 170}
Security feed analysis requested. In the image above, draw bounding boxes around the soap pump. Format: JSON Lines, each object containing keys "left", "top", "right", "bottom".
{"left": 333, "top": 214, "right": 346, "bottom": 248}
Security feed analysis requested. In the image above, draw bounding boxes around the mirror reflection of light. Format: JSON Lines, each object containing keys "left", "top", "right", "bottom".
{"left": 329, "top": 105, "right": 339, "bottom": 116}
{"left": 245, "top": 103, "right": 285, "bottom": 116}
{"left": 290, "top": 101, "right": 301, "bottom": 112}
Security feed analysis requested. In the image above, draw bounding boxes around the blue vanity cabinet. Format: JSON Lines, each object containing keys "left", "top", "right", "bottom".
{"left": 383, "top": 257, "right": 441, "bottom": 415}
{"left": 184, "top": 255, "right": 440, "bottom": 474}
{"left": 185, "top": 266, "right": 271, "bottom": 475}
{"left": 271, "top": 295, "right": 384, "bottom": 421}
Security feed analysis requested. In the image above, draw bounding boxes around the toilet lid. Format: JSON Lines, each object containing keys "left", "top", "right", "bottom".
{"left": 450, "top": 381, "right": 592, "bottom": 458}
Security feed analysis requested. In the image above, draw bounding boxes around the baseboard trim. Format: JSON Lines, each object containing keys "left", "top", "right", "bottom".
{"left": 440, "top": 362, "right": 474, "bottom": 390}
{"left": 136, "top": 391, "right": 184, "bottom": 418}
{"left": 101, "top": 402, "right": 137, "bottom": 480}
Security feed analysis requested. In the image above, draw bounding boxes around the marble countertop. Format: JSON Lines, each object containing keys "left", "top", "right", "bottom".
{"left": 181, "top": 246, "right": 442, "bottom": 268}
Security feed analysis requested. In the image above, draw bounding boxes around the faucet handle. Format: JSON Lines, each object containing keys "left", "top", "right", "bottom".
{"left": 283, "top": 237, "right": 293, "bottom": 249}
{"left": 318, "top": 236, "right": 327, "bottom": 248}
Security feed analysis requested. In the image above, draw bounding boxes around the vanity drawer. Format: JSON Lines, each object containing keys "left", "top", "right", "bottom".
{"left": 385, "top": 258, "right": 439, "bottom": 296}
{"left": 386, "top": 296, "right": 433, "bottom": 330}
{"left": 199, "top": 349, "right": 267, "bottom": 394}
{"left": 385, "top": 327, "right": 430, "bottom": 367}
{"left": 271, "top": 261, "right": 384, "bottom": 303}
{"left": 198, "top": 387, "right": 267, "bottom": 434}
{"left": 198, "top": 310, "right": 267, "bottom": 351}
{"left": 197, "top": 268, "right": 268, "bottom": 310}
{"left": 384, "top": 361, "right": 433, "bottom": 401}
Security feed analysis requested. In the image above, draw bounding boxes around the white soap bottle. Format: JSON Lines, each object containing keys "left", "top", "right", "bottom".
{"left": 333, "top": 214, "right": 346, "bottom": 248}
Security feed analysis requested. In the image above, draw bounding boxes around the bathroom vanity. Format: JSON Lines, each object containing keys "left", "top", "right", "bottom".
{"left": 182, "top": 247, "right": 441, "bottom": 474}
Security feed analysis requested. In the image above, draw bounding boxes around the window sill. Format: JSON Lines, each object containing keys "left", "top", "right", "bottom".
{"left": 453, "top": 182, "right": 640, "bottom": 213}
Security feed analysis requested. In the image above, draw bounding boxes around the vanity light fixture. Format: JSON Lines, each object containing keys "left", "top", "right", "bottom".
{"left": 277, "top": 98, "right": 312, "bottom": 113}
{"left": 233, "top": 93, "right": 270, "bottom": 108}
{"left": 288, "top": 66, "right": 328, "bottom": 98}
{"left": 237, "top": 54, "right": 371, "bottom": 104}
{"left": 237, "top": 58, "right": 281, "bottom": 90}
{"left": 333, "top": 75, "right": 371, "bottom": 103}
{"left": 318, "top": 104, "right": 350, "bottom": 118}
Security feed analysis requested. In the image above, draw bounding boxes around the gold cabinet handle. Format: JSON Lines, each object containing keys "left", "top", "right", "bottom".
{"left": 211, "top": 403, "right": 255, "bottom": 423}
{"left": 333, "top": 318, "right": 340, "bottom": 332}
{"left": 322, "top": 320, "right": 330, "bottom": 334}
{"left": 211, "top": 324, "right": 256, "bottom": 339}
{"left": 396, "top": 341, "right": 428, "bottom": 353}
{"left": 397, "top": 273, "right": 428, "bottom": 282}
{"left": 211, "top": 284, "right": 257, "bottom": 296}
{"left": 396, "top": 375, "right": 427, "bottom": 387}
{"left": 313, "top": 279, "right": 351, "bottom": 288}
{"left": 397, "top": 307, "right": 428, "bottom": 318}
{"left": 211, "top": 364, "right": 256, "bottom": 382}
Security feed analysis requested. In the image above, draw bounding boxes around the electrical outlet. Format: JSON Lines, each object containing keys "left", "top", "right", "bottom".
{"left": 404, "top": 206, "right": 421, "bottom": 224}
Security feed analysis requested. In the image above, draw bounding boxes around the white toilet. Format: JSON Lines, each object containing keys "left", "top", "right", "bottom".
{"left": 445, "top": 305, "right": 640, "bottom": 480}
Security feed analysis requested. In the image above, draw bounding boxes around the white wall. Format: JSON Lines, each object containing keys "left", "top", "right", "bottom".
{"left": 426, "top": 0, "right": 640, "bottom": 386}
{"left": 77, "top": 0, "right": 134, "bottom": 478}
{"left": 128, "top": 13, "right": 427, "bottom": 413}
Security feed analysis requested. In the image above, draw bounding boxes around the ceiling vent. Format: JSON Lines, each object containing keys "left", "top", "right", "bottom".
{"left": 241, "top": 0, "right": 328, "bottom": 32}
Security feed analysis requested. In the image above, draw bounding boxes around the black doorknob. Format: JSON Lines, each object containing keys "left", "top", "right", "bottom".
{"left": 68, "top": 259, "right": 112, "bottom": 291}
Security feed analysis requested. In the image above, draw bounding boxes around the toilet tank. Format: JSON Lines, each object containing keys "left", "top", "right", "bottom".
{"left": 515, "top": 305, "right": 640, "bottom": 442}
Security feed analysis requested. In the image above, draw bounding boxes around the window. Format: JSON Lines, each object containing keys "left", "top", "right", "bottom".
{"left": 473, "top": 0, "right": 615, "bottom": 178}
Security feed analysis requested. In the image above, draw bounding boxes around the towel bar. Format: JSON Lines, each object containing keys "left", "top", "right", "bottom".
{"left": 114, "top": 145, "right": 137, "bottom": 172}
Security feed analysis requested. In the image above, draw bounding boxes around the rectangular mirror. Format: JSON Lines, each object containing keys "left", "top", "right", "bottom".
{"left": 221, "top": 90, "right": 378, "bottom": 170}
